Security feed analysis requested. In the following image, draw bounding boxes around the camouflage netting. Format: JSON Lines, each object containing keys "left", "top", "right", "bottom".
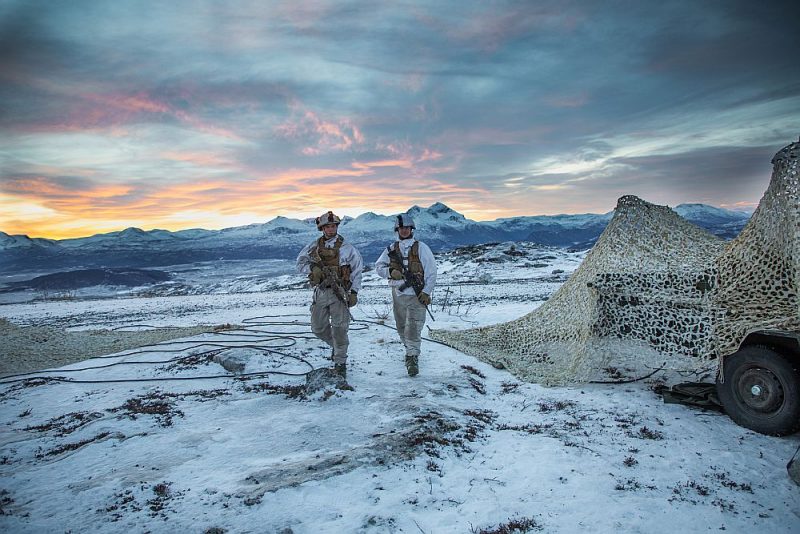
{"left": 430, "top": 195, "right": 727, "bottom": 385}
{"left": 430, "top": 139, "right": 800, "bottom": 386}
{"left": 713, "top": 140, "right": 800, "bottom": 357}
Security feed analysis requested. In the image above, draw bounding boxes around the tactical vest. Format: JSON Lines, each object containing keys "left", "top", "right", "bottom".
{"left": 313, "top": 235, "right": 352, "bottom": 290}
{"left": 389, "top": 241, "right": 424, "bottom": 282}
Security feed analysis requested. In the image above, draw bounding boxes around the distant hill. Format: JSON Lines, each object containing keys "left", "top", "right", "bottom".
{"left": 2, "top": 268, "right": 171, "bottom": 291}
{"left": 0, "top": 202, "right": 750, "bottom": 274}
{"left": 672, "top": 204, "right": 752, "bottom": 239}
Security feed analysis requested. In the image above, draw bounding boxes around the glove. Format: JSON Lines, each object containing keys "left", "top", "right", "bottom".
{"left": 418, "top": 292, "right": 431, "bottom": 306}
{"left": 308, "top": 266, "right": 324, "bottom": 285}
{"left": 390, "top": 269, "right": 404, "bottom": 280}
{"left": 347, "top": 290, "right": 358, "bottom": 307}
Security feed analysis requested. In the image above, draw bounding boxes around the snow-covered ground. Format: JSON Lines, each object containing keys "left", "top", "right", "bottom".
{"left": 1, "top": 244, "right": 798, "bottom": 533}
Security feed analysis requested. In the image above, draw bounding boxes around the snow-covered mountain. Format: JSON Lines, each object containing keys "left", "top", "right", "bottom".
{"left": 0, "top": 231, "right": 60, "bottom": 250}
{"left": 0, "top": 203, "right": 750, "bottom": 274}
{"left": 58, "top": 227, "right": 186, "bottom": 250}
{"left": 672, "top": 204, "right": 753, "bottom": 239}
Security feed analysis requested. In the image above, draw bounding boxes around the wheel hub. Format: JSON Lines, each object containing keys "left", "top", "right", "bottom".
{"left": 738, "top": 367, "right": 784, "bottom": 413}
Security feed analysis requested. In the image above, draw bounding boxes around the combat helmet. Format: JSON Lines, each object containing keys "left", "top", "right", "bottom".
{"left": 393, "top": 213, "right": 416, "bottom": 231}
{"left": 315, "top": 211, "right": 341, "bottom": 230}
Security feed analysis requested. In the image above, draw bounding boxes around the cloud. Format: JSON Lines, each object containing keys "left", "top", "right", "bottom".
{"left": 1, "top": 0, "right": 798, "bottom": 237}
{"left": 276, "top": 103, "right": 365, "bottom": 155}
{"left": 0, "top": 157, "right": 481, "bottom": 238}
{"left": 641, "top": 1, "right": 800, "bottom": 83}
{"left": 0, "top": 2, "right": 71, "bottom": 79}
{"left": 606, "top": 145, "right": 775, "bottom": 204}
{"left": 0, "top": 174, "right": 127, "bottom": 199}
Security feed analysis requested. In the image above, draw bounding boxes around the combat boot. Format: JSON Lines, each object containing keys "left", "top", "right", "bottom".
{"left": 405, "top": 354, "right": 419, "bottom": 377}
{"left": 334, "top": 362, "right": 347, "bottom": 379}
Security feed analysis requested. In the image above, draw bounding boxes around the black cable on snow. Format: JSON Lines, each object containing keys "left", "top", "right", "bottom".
{"left": 0, "top": 313, "right": 354, "bottom": 386}
{"left": 1, "top": 312, "right": 661, "bottom": 388}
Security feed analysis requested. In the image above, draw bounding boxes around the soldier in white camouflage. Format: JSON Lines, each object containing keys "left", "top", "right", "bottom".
{"left": 375, "top": 214, "right": 437, "bottom": 376}
{"left": 296, "top": 211, "right": 363, "bottom": 379}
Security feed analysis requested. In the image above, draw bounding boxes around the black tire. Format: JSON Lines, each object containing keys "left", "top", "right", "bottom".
{"left": 716, "top": 345, "right": 800, "bottom": 436}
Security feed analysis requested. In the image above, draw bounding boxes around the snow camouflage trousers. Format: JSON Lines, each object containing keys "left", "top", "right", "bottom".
{"left": 392, "top": 289, "right": 427, "bottom": 358}
{"left": 311, "top": 287, "right": 351, "bottom": 364}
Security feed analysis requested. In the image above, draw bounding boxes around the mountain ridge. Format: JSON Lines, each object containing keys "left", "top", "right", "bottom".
{"left": 0, "top": 202, "right": 751, "bottom": 274}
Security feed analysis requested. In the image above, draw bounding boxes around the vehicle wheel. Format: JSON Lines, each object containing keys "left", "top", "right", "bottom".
{"left": 716, "top": 345, "right": 800, "bottom": 436}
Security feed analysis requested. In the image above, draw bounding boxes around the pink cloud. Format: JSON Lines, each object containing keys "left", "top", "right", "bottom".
{"left": 418, "top": 148, "right": 443, "bottom": 162}
{"left": 277, "top": 103, "right": 365, "bottom": 155}
{"left": 352, "top": 159, "right": 414, "bottom": 170}
{"left": 160, "top": 151, "right": 235, "bottom": 167}
{"left": 4, "top": 76, "right": 241, "bottom": 139}
{"left": 720, "top": 201, "right": 758, "bottom": 211}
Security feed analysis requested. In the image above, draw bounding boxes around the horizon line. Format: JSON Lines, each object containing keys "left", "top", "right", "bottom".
{"left": 4, "top": 200, "right": 754, "bottom": 242}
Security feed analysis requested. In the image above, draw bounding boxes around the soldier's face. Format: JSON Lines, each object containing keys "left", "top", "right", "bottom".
{"left": 398, "top": 226, "right": 412, "bottom": 238}
{"left": 322, "top": 223, "right": 338, "bottom": 238}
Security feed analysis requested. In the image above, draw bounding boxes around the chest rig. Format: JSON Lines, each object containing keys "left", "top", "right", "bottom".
{"left": 313, "top": 235, "right": 352, "bottom": 291}
{"left": 389, "top": 241, "right": 424, "bottom": 282}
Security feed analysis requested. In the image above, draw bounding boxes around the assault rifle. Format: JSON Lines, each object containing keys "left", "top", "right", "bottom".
{"left": 387, "top": 246, "right": 435, "bottom": 321}
{"left": 308, "top": 247, "right": 354, "bottom": 320}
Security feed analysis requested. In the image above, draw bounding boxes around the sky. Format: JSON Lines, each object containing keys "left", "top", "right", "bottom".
{"left": 2, "top": 256, "right": 799, "bottom": 532}
{"left": 1, "top": 0, "right": 799, "bottom": 239}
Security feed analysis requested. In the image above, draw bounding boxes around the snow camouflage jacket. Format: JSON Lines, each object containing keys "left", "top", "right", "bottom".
{"left": 296, "top": 234, "right": 364, "bottom": 292}
{"left": 375, "top": 237, "right": 437, "bottom": 297}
